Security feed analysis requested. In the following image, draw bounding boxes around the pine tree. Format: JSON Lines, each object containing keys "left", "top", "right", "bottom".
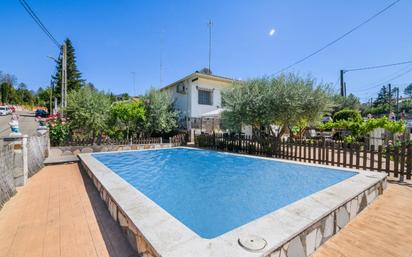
{"left": 52, "top": 38, "right": 84, "bottom": 102}
{"left": 404, "top": 83, "right": 412, "bottom": 97}
{"left": 373, "top": 85, "right": 391, "bottom": 107}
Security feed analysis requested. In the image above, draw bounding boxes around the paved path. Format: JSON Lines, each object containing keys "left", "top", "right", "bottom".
{"left": 0, "top": 164, "right": 137, "bottom": 257}
{"left": 313, "top": 181, "right": 412, "bottom": 257}
{"left": 0, "top": 111, "right": 38, "bottom": 137}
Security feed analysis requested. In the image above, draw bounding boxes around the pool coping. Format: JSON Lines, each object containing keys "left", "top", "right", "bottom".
{"left": 78, "top": 147, "right": 387, "bottom": 257}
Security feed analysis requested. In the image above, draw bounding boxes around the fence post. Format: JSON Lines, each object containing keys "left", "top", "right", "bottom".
{"left": 349, "top": 143, "right": 354, "bottom": 168}
{"left": 294, "top": 139, "right": 298, "bottom": 161}
{"left": 343, "top": 143, "right": 349, "bottom": 167}
{"left": 393, "top": 145, "right": 399, "bottom": 178}
{"left": 400, "top": 144, "right": 406, "bottom": 182}
{"left": 370, "top": 145, "right": 375, "bottom": 171}
{"left": 407, "top": 145, "right": 412, "bottom": 180}
{"left": 303, "top": 140, "right": 307, "bottom": 162}
{"left": 2, "top": 135, "right": 29, "bottom": 187}
{"left": 213, "top": 132, "right": 216, "bottom": 149}
{"left": 362, "top": 143, "right": 367, "bottom": 170}
{"left": 377, "top": 145, "right": 382, "bottom": 172}
{"left": 336, "top": 143, "right": 342, "bottom": 167}
{"left": 321, "top": 139, "right": 326, "bottom": 164}
{"left": 285, "top": 138, "right": 289, "bottom": 159}
{"left": 307, "top": 140, "right": 312, "bottom": 163}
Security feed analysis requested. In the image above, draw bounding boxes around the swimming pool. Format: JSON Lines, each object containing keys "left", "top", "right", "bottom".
{"left": 93, "top": 148, "right": 355, "bottom": 239}
{"left": 79, "top": 147, "right": 387, "bottom": 257}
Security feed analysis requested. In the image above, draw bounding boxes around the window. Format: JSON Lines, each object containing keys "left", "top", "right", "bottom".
{"left": 176, "top": 82, "right": 186, "bottom": 94}
{"left": 198, "top": 89, "right": 212, "bottom": 105}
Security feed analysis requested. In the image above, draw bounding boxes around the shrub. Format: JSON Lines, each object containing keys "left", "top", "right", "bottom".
{"left": 48, "top": 118, "right": 69, "bottom": 146}
{"left": 333, "top": 109, "right": 362, "bottom": 122}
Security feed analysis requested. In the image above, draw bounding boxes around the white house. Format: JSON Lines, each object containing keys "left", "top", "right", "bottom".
{"left": 160, "top": 71, "right": 234, "bottom": 134}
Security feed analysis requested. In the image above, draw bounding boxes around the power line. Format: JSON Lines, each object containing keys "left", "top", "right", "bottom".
{"left": 274, "top": 0, "right": 401, "bottom": 75}
{"left": 378, "top": 66, "right": 412, "bottom": 85}
{"left": 358, "top": 83, "right": 409, "bottom": 103}
{"left": 348, "top": 63, "right": 412, "bottom": 93}
{"left": 344, "top": 60, "right": 412, "bottom": 72}
{"left": 364, "top": 64, "right": 412, "bottom": 90}
{"left": 18, "top": 0, "right": 61, "bottom": 48}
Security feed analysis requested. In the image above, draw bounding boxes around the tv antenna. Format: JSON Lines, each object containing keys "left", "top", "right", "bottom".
{"left": 208, "top": 20, "right": 213, "bottom": 71}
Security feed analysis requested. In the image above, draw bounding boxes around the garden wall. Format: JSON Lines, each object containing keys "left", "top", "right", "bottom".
{"left": 27, "top": 134, "right": 49, "bottom": 177}
{"left": 0, "top": 145, "right": 16, "bottom": 209}
{"left": 0, "top": 134, "right": 49, "bottom": 209}
{"left": 50, "top": 143, "right": 178, "bottom": 156}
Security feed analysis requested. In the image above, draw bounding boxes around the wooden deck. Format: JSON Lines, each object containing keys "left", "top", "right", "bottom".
{"left": 0, "top": 164, "right": 137, "bottom": 257}
{"left": 1, "top": 164, "right": 412, "bottom": 257}
{"left": 313, "top": 181, "right": 412, "bottom": 257}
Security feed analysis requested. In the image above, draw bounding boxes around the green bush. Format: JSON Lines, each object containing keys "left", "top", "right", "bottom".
{"left": 48, "top": 118, "right": 70, "bottom": 146}
{"left": 333, "top": 109, "right": 362, "bottom": 122}
{"left": 321, "top": 116, "right": 406, "bottom": 142}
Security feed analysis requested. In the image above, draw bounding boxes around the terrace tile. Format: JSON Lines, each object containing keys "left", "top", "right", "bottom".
{"left": 0, "top": 163, "right": 136, "bottom": 257}
{"left": 313, "top": 180, "right": 412, "bottom": 257}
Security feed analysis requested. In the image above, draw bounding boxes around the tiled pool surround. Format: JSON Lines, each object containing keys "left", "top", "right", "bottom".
{"left": 79, "top": 148, "right": 387, "bottom": 257}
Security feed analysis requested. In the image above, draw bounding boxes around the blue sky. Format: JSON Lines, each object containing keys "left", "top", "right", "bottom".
{"left": 1, "top": 0, "right": 411, "bottom": 102}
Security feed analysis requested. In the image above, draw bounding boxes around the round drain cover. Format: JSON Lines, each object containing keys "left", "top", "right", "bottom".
{"left": 238, "top": 235, "right": 267, "bottom": 252}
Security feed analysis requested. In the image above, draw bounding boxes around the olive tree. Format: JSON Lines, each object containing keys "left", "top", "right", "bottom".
{"left": 270, "top": 74, "right": 333, "bottom": 137}
{"left": 143, "top": 89, "right": 179, "bottom": 136}
{"left": 221, "top": 73, "right": 333, "bottom": 137}
{"left": 65, "top": 85, "right": 111, "bottom": 140}
{"left": 221, "top": 78, "right": 272, "bottom": 133}
{"left": 109, "top": 100, "right": 145, "bottom": 140}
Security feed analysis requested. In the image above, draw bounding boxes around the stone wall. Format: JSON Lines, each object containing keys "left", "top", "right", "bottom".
{"left": 0, "top": 134, "right": 49, "bottom": 209}
{"left": 27, "top": 134, "right": 49, "bottom": 177}
{"left": 51, "top": 143, "right": 175, "bottom": 156}
{"left": 266, "top": 178, "right": 387, "bottom": 257}
{"left": 0, "top": 145, "right": 16, "bottom": 209}
{"left": 79, "top": 143, "right": 176, "bottom": 257}
{"left": 80, "top": 162, "right": 160, "bottom": 257}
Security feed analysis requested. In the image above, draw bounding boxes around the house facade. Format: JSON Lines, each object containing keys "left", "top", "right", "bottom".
{"left": 161, "top": 71, "right": 234, "bottom": 133}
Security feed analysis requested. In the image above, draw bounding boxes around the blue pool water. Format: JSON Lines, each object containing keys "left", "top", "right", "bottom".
{"left": 93, "top": 148, "right": 355, "bottom": 239}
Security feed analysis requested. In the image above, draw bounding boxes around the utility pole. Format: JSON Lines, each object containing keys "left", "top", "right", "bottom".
{"left": 396, "top": 87, "right": 400, "bottom": 118}
{"left": 340, "top": 70, "right": 346, "bottom": 96}
{"left": 388, "top": 83, "right": 392, "bottom": 112}
{"left": 49, "top": 80, "right": 53, "bottom": 113}
{"left": 61, "top": 42, "right": 67, "bottom": 110}
{"left": 208, "top": 20, "right": 213, "bottom": 72}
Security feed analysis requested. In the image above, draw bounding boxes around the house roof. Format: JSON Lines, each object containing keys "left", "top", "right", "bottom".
{"left": 160, "top": 72, "right": 235, "bottom": 91}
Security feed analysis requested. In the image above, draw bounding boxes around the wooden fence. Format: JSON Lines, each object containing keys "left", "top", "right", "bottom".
{"left": 170, "top": 134, "right": 187, "bottom": 146}
{"left": 195, "top": 134, "right": 412, "bottom": 181}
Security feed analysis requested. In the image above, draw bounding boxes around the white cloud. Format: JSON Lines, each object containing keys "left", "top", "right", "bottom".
{"left": 269, "top": 28, "right": 276, "bottom": 36}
